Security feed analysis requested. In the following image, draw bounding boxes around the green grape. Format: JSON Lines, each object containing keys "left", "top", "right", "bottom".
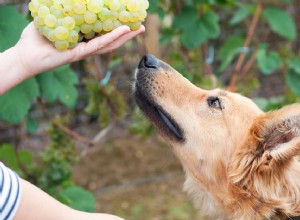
{"left": 63, "top": 5, "right": 74, "bottom": 16}
{"left": 44, "top": 14, "right": 57, "bottom": 27}
{"left": 31, "top": 11, "right": 38, "bottom": 17}
{"left": 73, "top": 2, "right": 86, "bottom": 14}
{"left": 53, "top": 0, "right": 64, "bottom": 10}
{"left": 50, "top": 7, "right": 64, "bottom": 18}
{"left": 64, "top": 0, "right": 73, "bottom": 6}
{"left": 34, "top": 16, "right": 45, "bottom": 27}
{"left": 109, "top": 10, "right": 119, "bottom": 21}
{"left": 119, "top": 10, "right": 130, "bottom": 22}
{"left": 113, "top": 20, "right": 122, "bottom": 29}
{"left": 87, "top": 0, "right": 103, "bottom": 14}
{"left": 138, "top": 9, "right": 147, "bottom": 21}
{"left": 55, "top": 40, "right": 69, "bottom": 50}
{"left": 93, "top": 20, "right": 103, "bottom": 33}
{"left": 74, "top": 25, "right": 81, "bottom": 32}
{"left": 109, "top": 0, "right": 120, "bottom": 11}
{"left": 118, "top": 3, "right": 126, "bottom": 12}
{"left": 140, "top": 0, "right": 149, "bottom": 10}
{"left": 38, "top": 6, "right": 50, "bottom": 18}
{"left": 80, "top": 23, "right": 93, "bottom": 34}
{"left": 103, "top": 19, "right": 113, "bottom": 32}
{"left": 127, "top": 0, "right": 139, "bottom": 12}
{"left": 42, "top": 26, "right": 53, "bottom": 36}
{"left": 62, "top": 16, "right": 76, "bottom": 30}
{"left": 55, "top": 26, "right": 69, "bottom": 40}
{"left": 56, "top": 18, "right": 63, "bottom": 26}
{"left": 128, "top": 21, "right": 141, "bottom": 31}
{"left": 29, "top": 0, "right": 149, "bottom": 50}
{"left": 120, "top": 0, "right": 128, "bottom": 4}
{"left": 129, "top": 12, "right": 139, "bottom": 22}
{"left": 44, "top": 0, "right": 53, "bottom": 7}
{"left": 84, "top": 11, "right": 97, "bottom": 24}
{"left": 47, "top": 29, "right": 57, "bottom": 42}
{"left": 84, "top": 31, "right": 95, "bottom": 40}
{"left": 28, "top": 1, "right": 40, "bottom": 12}
{"left": 104, "top": 0, "right": 110, "bottom": 6}
{"left": 98, "top": 7, "right": 110, "bottom": 21}
{"left": 72, "top": 14, "right": 84, "bottom": 25}
{"left": 69, "top": 42, "right": 77, "bottom": 49}
{"left": 68, "top": 30, "right": 79, "bottom": 42}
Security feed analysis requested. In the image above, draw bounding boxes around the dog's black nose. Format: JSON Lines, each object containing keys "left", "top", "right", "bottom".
{"left": 138, "top": 54, "right": 159, "bottom": 69}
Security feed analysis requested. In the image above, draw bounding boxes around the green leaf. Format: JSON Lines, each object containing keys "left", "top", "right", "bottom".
{"left": 230, "top": 4, "right": 254, "bottom": 25}
{"left": 148, "top": 0, "right": 165, "bottom": 18}
{"left": 256, "top": 48, "right": 283, "bottom": 75}
{"left": 36, "top": 65, "right": 79, "bottom": 108}
{"left": 287, "top": 69, "right": 300, "bottom": 97}
{"left": 173, "top": 6, "right": 199, "bottom": 31}
{"left": 263, "top": 7, "right": 297, "bottom": 40}
{"left": 26, "top": 117, "right": 39, "bottom": 133}
{"left": 174, "top": 8, "right": 220, "bottom": 49}
{"left": 218, "top": 35, "right": 245, "bottom": 72}
{"left": 199, "top": 12, "right": 220, "bottom": 39}
{"left": 59, "top": 186, "right": 96, "bottom": 212}
{"left": 0, "top": 5, "right": 29, "bottom": 51}
{"left": 173, "top": 6, "right": 203, "bottom": 49}
{"left": 0, "top": 78, "right": 39, "bottom": 123}
{"left": 288, "top": 57, "right": 300, "bottom": 74}
{"left": 181, "top": 28, "right": 207, "bottom": 49}
{"left": 0, "top": 144, "right": 33, "bottom": 176}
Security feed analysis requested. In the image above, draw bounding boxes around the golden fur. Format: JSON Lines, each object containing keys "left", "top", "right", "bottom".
{"left": 134, "top": 56, "right": 300, "bottom": 220}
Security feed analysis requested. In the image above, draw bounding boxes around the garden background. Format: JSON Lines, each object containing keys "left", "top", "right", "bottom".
{"left": 0, "top": 0, "right": 300, "bottom": 219}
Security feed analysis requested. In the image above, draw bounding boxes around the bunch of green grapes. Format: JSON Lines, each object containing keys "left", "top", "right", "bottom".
{"left": 29, "top": 0, "right": 149, "bottom": 50}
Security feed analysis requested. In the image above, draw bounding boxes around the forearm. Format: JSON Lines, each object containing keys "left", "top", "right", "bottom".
{"left": 14, "top": 179, "right": 75, "bottom": 220}
{"left": 0, "top": 46, "right": 28, "bottom": 95}
{"left": 13, "top": 179, "right": 124, "bottom": 220}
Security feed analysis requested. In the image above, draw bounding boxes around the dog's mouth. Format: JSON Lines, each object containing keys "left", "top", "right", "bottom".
{"left": 134, "top": 83, "right": 185, "bottom": 143}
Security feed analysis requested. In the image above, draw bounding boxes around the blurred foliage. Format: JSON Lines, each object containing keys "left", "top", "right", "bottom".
{"left": 147, "top": 0, "right": 300, "bottom": 108}
{"left": 0, "top": 0, "right": 300, "bottom": 216}
{"left": 0, "top": 6, "right": 78, "bottom": 124}
{"left": 0, "top": 117, "right": 96, "bottom": 212}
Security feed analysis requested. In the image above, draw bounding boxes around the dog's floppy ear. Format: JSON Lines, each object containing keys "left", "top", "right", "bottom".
{"left": 253, "top": 104, "right": 300, "bottom": 164}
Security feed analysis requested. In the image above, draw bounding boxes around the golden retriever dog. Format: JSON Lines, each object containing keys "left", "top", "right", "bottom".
{"left": 133, "top": 54, "right": 300, "bottom": 220}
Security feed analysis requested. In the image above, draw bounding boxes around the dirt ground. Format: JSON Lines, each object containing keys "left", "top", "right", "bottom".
{"left": 73, "top": 132, "right": 199, "bottom": 220}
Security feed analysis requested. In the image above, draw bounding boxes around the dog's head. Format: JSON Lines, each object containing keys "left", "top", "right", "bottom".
{"left": 134, "top": 55, "right": 259, "bottom": 173}
{"left": 133, "top": 55, "right": 300, "bottom": 216}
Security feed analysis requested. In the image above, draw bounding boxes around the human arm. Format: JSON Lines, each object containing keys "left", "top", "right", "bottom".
{"left": 13, "top": 178, "right": 124, "bottom": 220}
{"left": 0, "top": 22, "right": 145, "bottom": 95}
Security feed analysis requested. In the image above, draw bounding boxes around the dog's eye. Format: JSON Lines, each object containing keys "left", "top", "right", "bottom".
{"left": 207, "top": 97, "right": 222, "bottom": 110}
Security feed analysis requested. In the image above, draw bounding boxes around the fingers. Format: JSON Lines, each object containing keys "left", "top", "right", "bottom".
{"left": 58, "top": 25, "right": 145, "bottom": 63}
{"left": 92, "top": 25, "right": 145, "bottom": 55}
{"left": 71, "top": 26, "right": 130, "bottom": 61}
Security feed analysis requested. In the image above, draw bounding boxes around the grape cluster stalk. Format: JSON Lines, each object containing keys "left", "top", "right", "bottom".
{"left": 29, "top": 0, "right": 149, "bottom": 50}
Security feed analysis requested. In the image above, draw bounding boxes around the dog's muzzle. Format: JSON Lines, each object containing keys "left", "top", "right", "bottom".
{"left": 133, "top": 54, "right": 185, "bottom": 143}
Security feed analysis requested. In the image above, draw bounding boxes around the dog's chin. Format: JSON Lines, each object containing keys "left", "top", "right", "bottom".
{"left": 134, "top": 83, "right": 185, "bottom": 143}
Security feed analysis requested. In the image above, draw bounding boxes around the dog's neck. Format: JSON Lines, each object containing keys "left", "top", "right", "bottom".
{"left": 182, "top": 158, "right": 300, "bottom": 219}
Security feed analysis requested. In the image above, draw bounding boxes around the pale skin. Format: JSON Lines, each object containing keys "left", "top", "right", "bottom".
{"left": 0, "top": 22, "right": 145, "bottom": 95}
{"left": 0, "top": 21, "right": 145, "bottom": 219}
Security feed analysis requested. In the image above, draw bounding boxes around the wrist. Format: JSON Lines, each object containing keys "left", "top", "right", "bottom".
{"left": 0, "top": 46, "right": 28, "bottom": 95}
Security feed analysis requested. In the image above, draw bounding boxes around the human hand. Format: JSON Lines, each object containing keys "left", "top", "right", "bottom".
{"left": 15, "top": 22, "right": 145, "bottom": 79}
